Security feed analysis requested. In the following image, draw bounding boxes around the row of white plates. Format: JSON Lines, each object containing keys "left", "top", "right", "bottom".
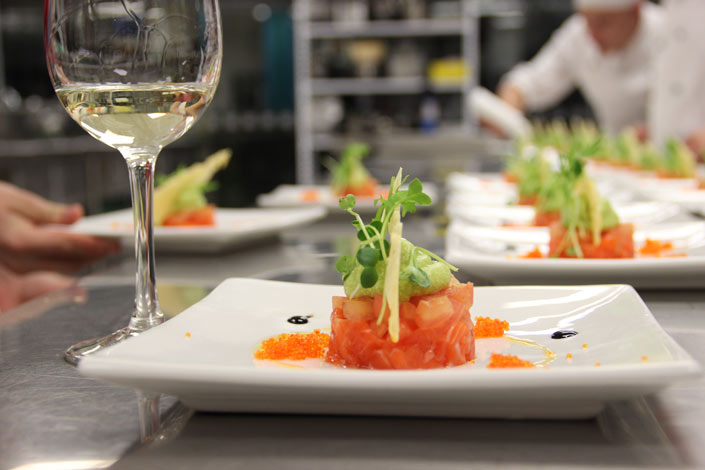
{"left": 586, "top": 161, "right": 705, "bottom": 215}
{"left": 444, "top": 170, "right": 705, "bottom": 288}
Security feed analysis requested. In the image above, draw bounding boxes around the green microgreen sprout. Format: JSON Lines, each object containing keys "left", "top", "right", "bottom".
{"left": 326, "top": 143, "right": 372, "bottom": 193}
{"left": 335, "top": 255, "right": 355, "bottom": 281}
{"left": 405, "top": 247, "right": 431, "bottom": 288}
{"left": 356, "top": 246, "right": 380, "bottom": 288}
{"left": 335, "top": 171, "right": 456, "bottom": 289}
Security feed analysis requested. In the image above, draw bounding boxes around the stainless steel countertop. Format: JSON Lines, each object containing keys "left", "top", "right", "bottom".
{"left": 1, "top": 218, "right": 705, "bottom": 470}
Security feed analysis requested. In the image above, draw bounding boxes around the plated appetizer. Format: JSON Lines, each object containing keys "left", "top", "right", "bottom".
{"left": 328, "top": 169, "right": 476, "bottom": 369}
{"left": 658, "top": 138, "right": 697, "bottom": 179}
{"left": 610, "top": 128, "right": 645, "bottom": 169}
{"left": 79, "top": 277, "right": 700, "bottom": 419}
{"left": 328, "top": 143, "right": 378, "bottom": 198}
{"left": 527, "top": 118, "right": 699, "bottom": 179}
{"left": 545, "top": 150, "right": 633, "bottom": 259}
{"left": 532, "top": 162, "right": 570, "bottom": 227}
{"left": 530, "top": 119, "right": 572, "bottom": 152}
{"left": 154, "top": 149, "right": 231, "bottom": 226}
{"left": 506, "top": 147, "right": 555, "bottom": 206}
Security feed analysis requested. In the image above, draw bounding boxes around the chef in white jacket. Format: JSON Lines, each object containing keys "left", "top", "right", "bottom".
{"left": 648, "top": 0, "right": 705, "bottom": 156}
{"left": 497, "top": 0, "right": 663, "bottom": 136}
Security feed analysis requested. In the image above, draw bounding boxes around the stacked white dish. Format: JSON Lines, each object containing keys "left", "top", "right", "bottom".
{"left": 444, "top": 171, "right": 705, "bottom": 288}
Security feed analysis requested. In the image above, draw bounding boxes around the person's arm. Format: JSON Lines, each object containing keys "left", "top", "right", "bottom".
{"left": 497, "top": 83, "right": 525, "bottom": 111}
{"left": 499, "top": 15, "right": 582, "bottom": 112}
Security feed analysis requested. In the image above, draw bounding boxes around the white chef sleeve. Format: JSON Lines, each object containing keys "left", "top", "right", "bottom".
{"left": 649, "top": 0, "right": 705, "bottom": 146}
{"left": 501, "top": 15, "right": 581, "bottom": 111}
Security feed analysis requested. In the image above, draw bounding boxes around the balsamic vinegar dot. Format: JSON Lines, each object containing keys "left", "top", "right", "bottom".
{"left": 287, "top": 315, "right": 312, "bottom": 325}
{"left": 551, "top": 330, "right": 578, "bottom": 339}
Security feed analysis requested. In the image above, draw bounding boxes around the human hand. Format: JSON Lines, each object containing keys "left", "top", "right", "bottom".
{"left": 497, "top": 84, "right": 525, "bottom": 112}
{"left": 0, "top": 182, "right": 121, "bottom": 274}
{"left": 478, "top": 118, "right": 508, "bottom": 138}
{"left": 0, "top": 265, "right": 78, "bottom": 312}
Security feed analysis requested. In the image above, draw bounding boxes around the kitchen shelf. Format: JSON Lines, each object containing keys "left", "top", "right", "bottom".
{"left": 309, "top": 18, "right": 464, "bottom": 39}
{"left": 0, "top": 136, "right": 109, "bottom": 158}
{"left": 313, "top": 126, "right": 469, "bottom": 151}
{"left": 294, "top": 0, "right": 480, "bottom": 184}
{"left": 311, "top": 77, "right": 463, "bottom": 96}
{"left": 0, "top": 134, "right": 194, "bottom": 159}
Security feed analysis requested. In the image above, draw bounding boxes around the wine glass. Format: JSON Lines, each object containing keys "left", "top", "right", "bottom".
{"left": 45, "top": 0, "right": 222, "bottom": 364}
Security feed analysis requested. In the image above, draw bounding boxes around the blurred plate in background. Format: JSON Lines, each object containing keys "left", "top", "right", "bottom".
{"left": 446, "top": 200, "right": 681, "bottom": 227}
{"left": 446, "top": 220, "right": 705, "bottom": 288}
{"left": 67, "top": 207, "right": 327, "bottom": 253}
{"left": 257, "top": 183, "right": 438, "bottom": 213}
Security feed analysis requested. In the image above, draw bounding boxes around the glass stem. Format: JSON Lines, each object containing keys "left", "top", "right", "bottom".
{"left": 137, "top": 391, "right": 162, "bottom": 443}
{"left": 124, "top": 152, "right": 164, "bottom": 332}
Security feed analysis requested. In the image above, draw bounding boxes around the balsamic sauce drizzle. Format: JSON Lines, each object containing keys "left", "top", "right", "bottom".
{"left": 287, "top": 315, "right": 313, "bottom": 325}
{"left": 551, "top": 330, "right": 578, "bottom": 339}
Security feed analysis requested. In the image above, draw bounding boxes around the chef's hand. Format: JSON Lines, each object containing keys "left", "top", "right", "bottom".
{"left": 498, "top": 84, "right": 525, "bottom": 112}
{"left": 0, "top": 265, "right": 76, "bottom": 312}
{"left": 0, "top": 181, "right": 121, "bottom": 274}
{"left": 686, "top": 128, "right": 705, "bottom": 162}
{"left": 478, "top": 118, "right": 508, "bottom": 138}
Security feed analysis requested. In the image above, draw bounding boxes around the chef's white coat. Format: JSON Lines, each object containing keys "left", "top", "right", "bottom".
{"left": 502, "top": 3, "right": 663, "bottom": 135}
{"left": 649, "top": 0, "right": 705, "bottom": 147}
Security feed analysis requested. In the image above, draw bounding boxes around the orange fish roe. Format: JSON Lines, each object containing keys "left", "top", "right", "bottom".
{"left": 254, "top": 330, "right": 330, "bottom": 361}
{"left": 520, "top": 247, "right": 544, "bottom": 259}
{"left": 566, "top": 353, "right": 573, "bottom": 359}
{"left": 595, "top": 361, "right": 601, "bottom": 367}
{"left": 487, "top": 353, "right": 535, "bottom": 369}
{"left": 185, "top": 332, "right": 191, "bottom": 338}
{"left": 474, "top": 317, "right": 510, "bottom": 338}
{"left": 300, "top": 189, "right": 320, "bottom": 202}
{"left": 639, "top": 239, "right": 675, "bottom": 257}
{"left": 641, "top": 355, "right": 648, "bottom": 362}
{"left": 582, "top": 343, "right": 588, "bottom": 349}
{"left": 110, "top": 221, "right": 132, "bottom": 231}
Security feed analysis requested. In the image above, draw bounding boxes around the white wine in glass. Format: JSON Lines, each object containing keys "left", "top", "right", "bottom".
{"left": 45, "top": 0, "right": 222, "bottom": 364}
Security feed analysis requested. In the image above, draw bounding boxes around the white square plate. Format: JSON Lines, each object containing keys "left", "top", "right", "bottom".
{"left": 637, "top": 187, "right": 705, "bottom": 215}
{"left": 446, "top": 199, "right": 680, "bottom": 227}
{"left": 67, "top": 207, "right": 326, "bottom": 253}
{"left": 257, "top": 183, "right": 438, "bottom": 213}
{"left": 446, "top": 221, "right": 705, "bottom": 288}
{"left": 79, "top": 279, "right": 700, "bottom": 419}
{"left": 447, "top": 172, "right": 633, "bottom": 206}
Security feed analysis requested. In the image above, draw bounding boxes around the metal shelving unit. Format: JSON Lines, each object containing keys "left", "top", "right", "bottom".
{"left": 293, "top": 0, "right": 481, "bottom": 184}
{"left": 311, "top": 76, "right": 464, "bottom": 96}
{"left": 309, "top": 18, "right": 465, "bottom": 39}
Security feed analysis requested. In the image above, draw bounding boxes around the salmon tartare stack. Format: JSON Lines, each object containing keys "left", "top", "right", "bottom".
{"left": 154, "top": 149, "right": 231, "bottom": 227}
{"left": 546, "top": 148, "right": 634, "bottom": 259}
{"left": 328, "top": 169, "right": 475, "bottom": 369}
{"left": 329, "top": 143, "right": 379, "bottom": 198}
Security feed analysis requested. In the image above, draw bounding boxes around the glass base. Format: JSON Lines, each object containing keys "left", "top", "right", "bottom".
{"left": 64, "top": 310, "right": 164, "bottom": 366}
